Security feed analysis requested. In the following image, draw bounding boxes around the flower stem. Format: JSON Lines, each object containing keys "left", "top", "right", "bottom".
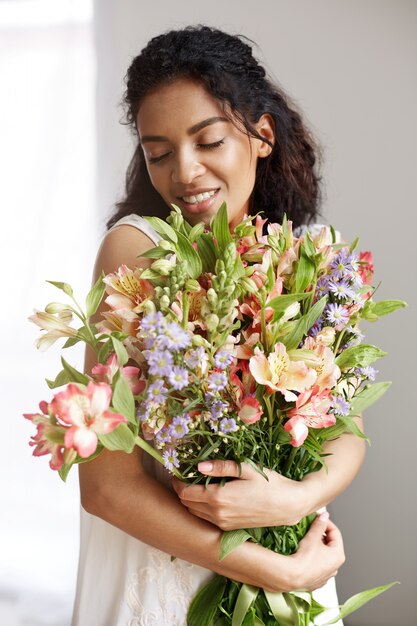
{"left": 134, "top": 436, "right": 183, "bottom": 479}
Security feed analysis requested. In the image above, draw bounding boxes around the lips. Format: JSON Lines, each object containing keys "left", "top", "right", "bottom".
{"left": 181, "top": 189, "right": 218, "bottom": 204}
{"left": 176, "top": 188, "right": 220, "bottom": 213}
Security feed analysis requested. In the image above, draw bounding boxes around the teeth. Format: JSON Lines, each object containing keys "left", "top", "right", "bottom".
{"left": 182, "top": 189, "right": 217, "bottom": 204}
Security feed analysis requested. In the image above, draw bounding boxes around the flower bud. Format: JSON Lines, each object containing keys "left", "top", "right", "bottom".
{"left": 240, "top": 277, "right": 258, "bottom": 294}
{"left": 185, "top": 279, "right": 201, "bottom": 292}
{"left": 158, "top": 240, "right": 175, "bottom": 251}
{"left": 191, "top": 334, "right": 211, "bottom": 348}
{"left": 152, "top": 259, "right": 174, "bottom": 276}
{"left": 159, "top": 295, "right": 170, "bottom": 309}
{"left": 207, "top": 288, "right": 218, "bottom": 307}
{"left": 143, "top": 299, "right": 156, "bottom": 314}
{"left": 45, "top": 302, "right": 73, "bottom": 315}
{"left": 205, "top": 313, "right": 219, "bottom": 333}
{"left": 315, "top": 326, "right": 336, "bottom": 346}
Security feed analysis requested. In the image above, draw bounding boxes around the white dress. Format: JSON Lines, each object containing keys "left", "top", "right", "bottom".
{"left": 71, "top": 214, "right": 343, "bottom": 626}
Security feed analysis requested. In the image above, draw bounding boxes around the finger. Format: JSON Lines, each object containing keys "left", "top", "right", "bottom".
{"left": 197, "top": 459, "right": 253, "bottom": 479}
{"left": 323, "top": 520, "right": 343, "bottom": 548}
{"left": 299, "top": 512, "right": 330, "bottom": 546}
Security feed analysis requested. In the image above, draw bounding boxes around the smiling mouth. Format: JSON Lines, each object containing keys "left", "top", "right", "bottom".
{"left": 180, "top": 189, "right": 219, "bottom": 204}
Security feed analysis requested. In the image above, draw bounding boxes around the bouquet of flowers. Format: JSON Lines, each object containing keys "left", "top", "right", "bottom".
{"left": 24, "top": 204, "right": 404, "bottom": 625}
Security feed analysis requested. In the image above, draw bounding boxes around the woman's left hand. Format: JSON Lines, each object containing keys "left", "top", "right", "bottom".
{"left": 171, "top": 460, "right": 309, "bottom": 530}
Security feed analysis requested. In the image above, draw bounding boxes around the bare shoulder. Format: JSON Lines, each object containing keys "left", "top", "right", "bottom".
{"left": 93, "top": 223, "right": 156, "bottom": 279}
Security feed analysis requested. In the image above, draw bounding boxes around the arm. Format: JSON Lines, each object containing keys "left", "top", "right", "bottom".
{"left": 173, "top": 421, "right": 366, "bottom": 530}
{"left": 78, "top": 224, "right": 345, "bottom": 592}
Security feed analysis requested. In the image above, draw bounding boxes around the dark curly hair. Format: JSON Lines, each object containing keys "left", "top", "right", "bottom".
{"left": 108, "top": 25, "right": 323, "bottom": 230}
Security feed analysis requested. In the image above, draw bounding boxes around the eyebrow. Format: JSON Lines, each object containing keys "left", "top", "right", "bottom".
{"left": 140, "top": 116, "right": 229, "bottom": 144}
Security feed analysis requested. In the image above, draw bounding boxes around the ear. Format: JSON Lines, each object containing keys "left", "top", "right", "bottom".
{"left": 255, "top": 114, "right": 275, "bottom": 158}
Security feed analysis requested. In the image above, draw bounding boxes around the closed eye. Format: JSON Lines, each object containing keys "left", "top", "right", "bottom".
{"left": 147, "top": 139, "right": 225, "bottom": 165}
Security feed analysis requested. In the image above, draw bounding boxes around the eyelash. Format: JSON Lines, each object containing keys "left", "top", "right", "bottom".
{"left": 148, "top": 139, "right": 225, "bottom": 164}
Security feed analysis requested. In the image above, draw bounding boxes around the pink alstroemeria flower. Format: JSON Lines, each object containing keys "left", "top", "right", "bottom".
{"left": 50, "top": 382, "right": 127, "bottom": 458}
{"left": 24, "top": 403, "right": 66, "bottom": 470}
{"left": 302, "top": 337, "right": 341, "bottom": 390}
{"left": 238, "top": 396, "right": 263, "bottom": 425}
{"left": 249, "top": 343, "right": 317, "bottom": 401}
{"left": 92, "top": 354, "right": 145, "bottom": 395}
{"left": 358, "top": 251, "right": 374, "bottom": 300}
{"left": 285, "top": 386, "right": 335, "bottom": 447}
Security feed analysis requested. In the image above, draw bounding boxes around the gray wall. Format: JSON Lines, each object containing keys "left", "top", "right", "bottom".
{"left": 94, "top": 2, "right": 417, "bottom": 624}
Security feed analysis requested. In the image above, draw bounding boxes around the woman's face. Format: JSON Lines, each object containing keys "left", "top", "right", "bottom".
{"left": 136, "top": 78, "right": 274, "bottom": 228}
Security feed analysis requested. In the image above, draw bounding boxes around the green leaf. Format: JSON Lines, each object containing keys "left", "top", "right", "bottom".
{"left": 62, "top": 336, "right": 81, "bottom": 349}
{"left": 176, "top": 231, "right": 203, "bottom": 279}
{"left": 97, "top": 338, "right": 114, "bottom": 364}
{"left": 350, "top": 236, "right": 360, "bottom": 252}
{"left": 111, "top": 335, "right": 129, "bottom": 367}
{"left": 195, "top": 233, "right": 218, "bottom": 273}
{"left": 140, "top": 247, "right": 170, "bottom": 259}
{"left": 264, "top": 591, "right": 299, "bottom": 626}
{"left": 187, "top": 574, "right": 227, "bottom": 626}
{"left": 304, "top": 295, "right": 328, "bottom": 331}
{"left": 371, "top": 299, "right": 407, "bottom": 317}
{"left": 220, "top": 530, "right": 252, "bottom": 561}
{"left": 321, "top": 582, "right": 399, "bottom": 625}
{"left": 46, "top": 368, "right": 72, "bottom": 389}
{"left": 336, "top": 415, "right": 369, "bottom": 440}
{"left": 232, "top": 584, "right": 259, "bottom": 626}
{"left": 85, "top": 272, "right": 106, "bottom": 318}
{"left": 335, "top": 344, "right": 387, "bottom": 369}
{"left": 303, "top": 232, "right": 316, "bottom": 258}
{"left": 188, "top": 222, "right": 205, "bottom": 242}
{"left": 58, "top": 463, "right": 73, "bottom": 482}
{"left": 61, "top": 357, "right": 89, "bottom": 385}
{"left": 211, "top": 202, "right": 233, "bottom": 251}
{"left": 330, "top": 225, "right": 337, "bottom": 244}
{"left": 350, "top": 381, "right": 391, "bottom": 414}
{"left": 112, "top": 373, "right": 136, "bottom": 423}
{"left": 143, "top": 216, "right": 178, "bottom": 243}
{"left": 295, "top": 249, "right": 315, "bottom": 293}
{"left": 98, "top": 423, "right": 136, "bottom": 452}
{"left": 267, "top": 292, "right": 310, "bottom": 312}
{"left": 46, "top": 280, "right": 73, "bottom": 298}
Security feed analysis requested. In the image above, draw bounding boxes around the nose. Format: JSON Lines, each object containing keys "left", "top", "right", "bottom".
{"left": 171, "top": 148, "right": 206, "bottom": 184}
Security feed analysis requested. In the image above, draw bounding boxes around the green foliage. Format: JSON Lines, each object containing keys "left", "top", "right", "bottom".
{"left": 143, "top": 216, "right": 178, "bottom": 242}
{"left": 350, "top": 381, "right": 391, "bottom": 414}
{"left": 111, "top": 335, "right": 129, "bottom": 367}
{"left": 85, "top": 272, "right": 106, "bottom": 318}
{"left": 98, "top": 423, "right": 136, "bottom": 453}
{"left": 175, "top": 231, "right": 203, "bottom": 278}
{"left": 46, "top": 369, "right": 72, "bottom": 389}
{"left": 187, "top": 575, "right": 227, "bottom": 626}
{"left": 211, "top": 202, "right": 233, "bottom": 251}
{"left": 321, "top": 583, "right": 399, "bottom": 625}
{"left": 112, "top": 373, "right": 136, "bottom": 423}
{"left": 46, "top": 280, "right": 74, "bottom": 298}
{"left": 220, "top": 530, "right": 252, "bottom": 561}
{"left": 61, "top": 357, "right": 89, "bottom": 385}
{"left": 335, "top": 344, "right": 387, "bottom": 369}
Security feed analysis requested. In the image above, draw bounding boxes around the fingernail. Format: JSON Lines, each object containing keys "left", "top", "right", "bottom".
{"left": 316, "top": 506, "right": 327, "bottom": 514}
{"left": 198, "top": 462, "right": 213, "bottom": 472}
{"left": 319, "top": 511, "right": 329, "bottom": 522}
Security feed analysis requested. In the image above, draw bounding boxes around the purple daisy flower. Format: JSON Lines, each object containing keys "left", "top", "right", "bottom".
{"left": 316, "top": 275, "right": 331, "bottom": 297}
{"left": 147, "top": 380, "right": 168, "bottom": 404}
{"left": 213, "top": 350, "right": 234, "bottom": 370}
{"left": 155, "top": 427, "right": 172, "bottom": 445}
{"left": 162, "top": 321, "right": 191, "bottom": 351}
{"left": 355, "top": 366, "right": 378, "bottom": 381}
{"left": 330, "top": 250, "right": 357, "bottom": 278}
{"left": 220, "top": 417, "right": 239, "bottom": 433}
{"left": 184, "top": 347, "right": 207, "bottom": 370}
{"left": 163, "top": 448, "right": 180, "bottom": 472}
{"left": 169, "top": 415, "right": 190, "bottom": 439}
{"left": 331, "top": 395, "right": 350, "bottom": 416}
{"left": 146, "top": 349, "right": 173, "bottom": 377}
{"left": 167, "top": 366, "right": 189, "bottom": 390}
{"left": 210, "top": 399, "right": 229, "bottom": 420}
{"left": 325, "top": 303, "right": 350, "bottom": 326}
{"left": 136, "top": 403, "right": 150, "bottom": 422}
{"left": 328, "top": 279, "right": 356, "bottom": 301}
{"left": 207, "top": 371, "right": 228, "bottom": 392}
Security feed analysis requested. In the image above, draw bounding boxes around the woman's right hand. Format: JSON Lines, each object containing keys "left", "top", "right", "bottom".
{"left": 283, "top": 512, "right": 345, "bottom": 592}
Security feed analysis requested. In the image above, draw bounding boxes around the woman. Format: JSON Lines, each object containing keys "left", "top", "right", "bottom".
{"left": 73, "top": 26, "right": 365, "bottom": 626}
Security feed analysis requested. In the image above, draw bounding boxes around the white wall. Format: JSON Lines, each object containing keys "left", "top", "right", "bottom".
{"left": 93, "top": 2, "right": 416, "bottom": 625}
